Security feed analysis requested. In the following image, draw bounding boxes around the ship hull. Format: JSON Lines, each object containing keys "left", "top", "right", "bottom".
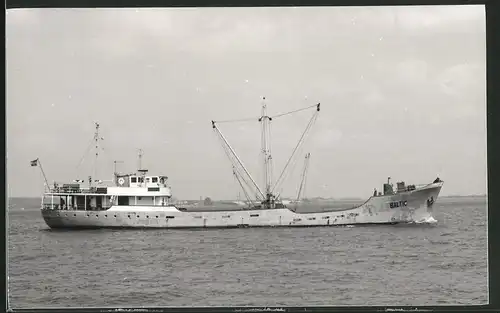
{"left": 41, "top": 182, "right": 442, "bottom": 229}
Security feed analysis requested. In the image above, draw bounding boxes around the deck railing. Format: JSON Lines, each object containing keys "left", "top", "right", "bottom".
{"left": 42, "top": 204, "right": 112, "bottom": 211}
{"left": 47, "top": 187, "right": 99, "bottom": 194}
{"left": 46, "top": 184, "right": 170, "bottom": 194}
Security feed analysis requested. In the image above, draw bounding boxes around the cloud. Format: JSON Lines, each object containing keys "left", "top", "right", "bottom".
{"left": 6, "top": 9, "right": 40, "bottom": 26}
{"left": 434, "top": 63, "right": 485, "bottom": 119}
{"left": 6, "top": 6, "right": 486, "bottom": 198}
{"left": 437, "top": 63, "right": 484, "bottom": 97}
{"left": 313, "top": 129, "right": 343, "bottom": 147}
{"left": 6, "top": 5, "right": 482, "bottom": 58}
{"left": 390, "top": 5, "right": 484, "bottom": 32}
{"left": 394, "top": 59, "right": 430, "bottom": 84}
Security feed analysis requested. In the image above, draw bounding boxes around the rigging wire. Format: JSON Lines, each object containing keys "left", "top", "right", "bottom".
{"left": 212, "top": 101, "right": 321, "bottom": 203}
{"left": 213, "top": 103, "right": 318, "bottom": 125}
{"left": 76, "top": 136, "right": 98, "bottom": 169}
{"left": 275, "top": 141, "right": 308, "bottom": 200}
{"left": 221, "top": 141, "right": 252, "bottom": 197}
{"left": 272, "top": 111, "right": 319, "bottom": 194}
{"left": 232, "top": 166, "right": 256, "bottom": 206}
{"left": 276, "top": 142, "right": 307, "bottom": 200}
{"left": 214, "top": 116, "right": 260, "bottom": 124}
{"left": 214, "top": 122, "right": 265, "bottom": 198}
{"left": 215, "top": 128, "right": 263, "bottom": 201}
{"left": 75, "top": 124, "right": 113, "bottom": 183}
{"left": 270, "top": 104, "right": 319, "bottom": 120}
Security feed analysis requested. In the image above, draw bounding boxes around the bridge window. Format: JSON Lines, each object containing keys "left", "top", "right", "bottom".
{"left": 250, "top": 214, "right": 259, "bottom": 217}
{"left": 118, "top": 196, "right": 129, "bottom": 206}
{"left": 152, "top": 177, "right": 158, "bottom": 183}
{"left": 166, "top": 216, "right": 175, "bottom": 219}
{"left": 131, "top": 177, "right": 137, "bottom": 183}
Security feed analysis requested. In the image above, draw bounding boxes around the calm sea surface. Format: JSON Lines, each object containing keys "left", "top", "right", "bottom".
{"left": 8, "top": 196, "right": 488, "bottom": 308}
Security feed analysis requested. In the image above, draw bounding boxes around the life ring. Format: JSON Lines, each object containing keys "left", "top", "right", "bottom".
{"left": 118, "top": 178, "right": 125, "bottom": 186}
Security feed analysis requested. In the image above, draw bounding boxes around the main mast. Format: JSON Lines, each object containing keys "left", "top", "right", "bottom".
{"left": 259, "top": 97, "right": 274, "bottom": 204}
{"left": 211, "top": 98, "right": 320, "bottom": 209}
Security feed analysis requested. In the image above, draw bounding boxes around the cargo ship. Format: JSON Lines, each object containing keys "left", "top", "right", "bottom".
{"left": 34, "top": 100, "right": 443, "bottom": 229}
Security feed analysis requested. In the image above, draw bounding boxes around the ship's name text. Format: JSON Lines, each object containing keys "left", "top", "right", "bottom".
{"left": 389, "top": 201, "right": 408, "bottom": 209}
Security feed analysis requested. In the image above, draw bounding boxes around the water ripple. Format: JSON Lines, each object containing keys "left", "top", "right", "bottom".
{"left": 7, "top": 197, "right": 488, "bottom": 307}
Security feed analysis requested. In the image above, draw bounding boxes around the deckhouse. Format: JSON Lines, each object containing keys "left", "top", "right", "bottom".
{"left": 42, "top": 169, "right": 172, "bottom": 211}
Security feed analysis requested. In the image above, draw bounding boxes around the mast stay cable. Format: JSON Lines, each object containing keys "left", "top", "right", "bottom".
{"left": 211, "top": 101, "right": 320, "bottom": 204}
{"left": 213, "top": 122, "right": 265, "bottom": 199}
{"left": 271, "top": 106, "right": 319, "bottom": 195}
{"left": 218, "top": 131, "right": 262, "bottom": 203}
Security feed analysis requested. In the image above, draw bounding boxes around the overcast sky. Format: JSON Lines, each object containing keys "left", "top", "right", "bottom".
{"left": 6, "top": 5, "right": 486, "bottom": 199}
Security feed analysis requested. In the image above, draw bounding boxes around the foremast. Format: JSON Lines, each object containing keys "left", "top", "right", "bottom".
{"left": 91, "top": 122, "right": 104, "bottom": 188}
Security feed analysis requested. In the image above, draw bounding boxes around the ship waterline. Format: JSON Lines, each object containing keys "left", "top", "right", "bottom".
{"left": 41, "top": 182, "right": 442, "bottom": 229}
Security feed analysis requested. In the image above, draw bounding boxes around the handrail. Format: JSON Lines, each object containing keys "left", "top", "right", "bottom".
{"left": 46, "top": 184, "right": 170, "bottom": 194}
{"left": 42, "top": 204, "right": 113, "bottom": 211}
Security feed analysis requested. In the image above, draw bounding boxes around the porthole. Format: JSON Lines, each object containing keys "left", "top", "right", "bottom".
{"left": 128, "top": 215, "right": 131, "bottom": 219}
{"left": 114, "top": 215, "right": 117, "bottom": 218}
{"left": 96, "top": 215, "right": 99, "bottom": 218}
{"left": 156, "top": 216, "right": 159, "bottom": 218}
{"left": 136, "top": 215, "right": 140, "bottom": 218}
{"left": 74, "top": 214, "right": 77, "bottom": 217}
{"left": 104, "top": 215, "right": 107, "bottom": 218}
{"left": 86, "top": 214, "right": 89, "bottom": 217}
{"left": 146, "top": 216, "right": 149, "bottom": 218}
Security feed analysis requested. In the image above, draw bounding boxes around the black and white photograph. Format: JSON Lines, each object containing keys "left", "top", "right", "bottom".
{"left": 6, "top": 4, "right": 488, "bottom": 308}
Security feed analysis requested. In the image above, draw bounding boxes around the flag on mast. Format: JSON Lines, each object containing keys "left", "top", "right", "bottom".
{"left": 30, "top": 158, "right": 39, "bottom": 167}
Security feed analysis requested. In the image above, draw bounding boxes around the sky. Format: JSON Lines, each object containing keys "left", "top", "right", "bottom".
{"left": 6, "top": 5, "right": 487, "bottom": 199}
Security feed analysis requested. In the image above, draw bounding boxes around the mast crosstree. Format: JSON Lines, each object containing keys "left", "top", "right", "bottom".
{"left": 212, "top": 98, "right": 321, "bottom": 208}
